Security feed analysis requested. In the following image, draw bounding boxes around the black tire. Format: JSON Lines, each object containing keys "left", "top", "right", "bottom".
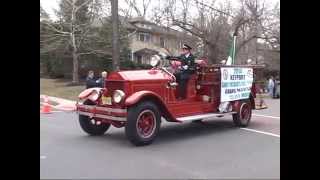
{"left": 125, "top": 101, "right": 161, "bottom": 146}
{"left": 79, "top": 115, "right": 111, "bottom": 135}
{"left": 78, "top": 99, "right": 110, "bottom": 136}
{"left": 232, "top": 99, "right": 252, "bottom": 127}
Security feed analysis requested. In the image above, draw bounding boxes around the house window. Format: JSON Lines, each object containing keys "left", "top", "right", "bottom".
{"left": 138, "top": 33, "right": 151, "bottom": 42}
{"left": 160, "top": 37, "right": 165, "bottom": 48}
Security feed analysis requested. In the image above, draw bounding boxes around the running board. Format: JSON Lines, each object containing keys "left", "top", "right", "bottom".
{"left": 176, "top": 112, "right": 237, "bottom": 122}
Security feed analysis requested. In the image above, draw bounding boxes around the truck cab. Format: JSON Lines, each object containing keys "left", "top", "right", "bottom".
{"left": 76, "top": 56, "right": 266, "bottom": 146}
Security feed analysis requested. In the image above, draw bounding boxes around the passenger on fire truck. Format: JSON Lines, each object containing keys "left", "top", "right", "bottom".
{"left": 166, "top": 44, "right": 196, "bottom": 99}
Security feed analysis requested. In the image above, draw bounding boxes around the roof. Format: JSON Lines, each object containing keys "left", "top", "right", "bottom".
{"left": 124, "top": 17, "right": 192, "bottom": 38}
{"left": 92, "top": 16, "right": 197, "bottom": 41}
{"left": 128, "top": 17, "right": 155, "bottom": 25}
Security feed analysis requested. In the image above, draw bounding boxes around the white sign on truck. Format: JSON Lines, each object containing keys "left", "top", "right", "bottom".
{"left": 220, "top": 67, "right": 253, "bottom": 102}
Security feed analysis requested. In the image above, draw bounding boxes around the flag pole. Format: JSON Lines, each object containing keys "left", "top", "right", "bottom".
{"left": 232, "top": 35, "right": 237, "bottom": 64}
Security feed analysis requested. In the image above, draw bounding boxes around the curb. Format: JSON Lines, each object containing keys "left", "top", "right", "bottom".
{"left": 40, "top": 94, "right": 76, "bottom": 104}
{"left": 40, "top": 95, "right": 77, "bottom": 112}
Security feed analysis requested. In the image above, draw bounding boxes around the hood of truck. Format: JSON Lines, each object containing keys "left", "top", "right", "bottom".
{"left": 107, "top": 69, "right": 172, "bottom": 81}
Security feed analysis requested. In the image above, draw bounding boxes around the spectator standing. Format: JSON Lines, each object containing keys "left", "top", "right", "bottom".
{"left": 86, "top": 70, "right": 99, "bottom": 89}
{"left": 268, "top": 76, "right": 275, "bottom": 98}
{"left": 97, "top": 71, "right": 108, "bottom": 88}
{"left": 273, "top": 76, "right": 278, "bottom": 98}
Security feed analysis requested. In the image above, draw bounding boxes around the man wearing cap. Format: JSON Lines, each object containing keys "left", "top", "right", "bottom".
{"left": 166, "top": 44, "right": 196, "bottom": 99}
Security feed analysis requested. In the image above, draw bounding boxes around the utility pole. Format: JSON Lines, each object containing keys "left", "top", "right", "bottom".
{"left": 111, "top": 0, "right": 120, "bottom": 71}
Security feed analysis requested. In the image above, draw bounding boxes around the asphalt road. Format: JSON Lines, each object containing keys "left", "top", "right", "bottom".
{"left": 40, "top": 99, "right": 280, "bottom": 179}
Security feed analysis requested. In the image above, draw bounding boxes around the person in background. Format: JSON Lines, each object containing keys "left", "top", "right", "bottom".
{"left": 274, "top": 75, "right": 280, "bottom": 98}
{"left": 86, "top": 70, "right": 99, "bottom": 89}
{"left": 96, "top": 71, "right": 108, "bottom": 88}
{"left": 272, "top": 76, "right": 277, "bottom": 98}
{"left": 268, "top": 76, "right": 275, "bottom": 98}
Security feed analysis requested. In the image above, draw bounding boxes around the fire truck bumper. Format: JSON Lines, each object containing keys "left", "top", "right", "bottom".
{"left": 76, "top": 104, "right": 127, "bottom": 121}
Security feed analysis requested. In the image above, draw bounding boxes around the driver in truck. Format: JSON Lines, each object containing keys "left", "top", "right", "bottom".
{"left": 166, "top": 44, "right": 196, "bottom": 99}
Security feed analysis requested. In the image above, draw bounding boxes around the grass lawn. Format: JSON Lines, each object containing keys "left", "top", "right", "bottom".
{"left": 40, "top": 78, "right": 85, "bottom": 101}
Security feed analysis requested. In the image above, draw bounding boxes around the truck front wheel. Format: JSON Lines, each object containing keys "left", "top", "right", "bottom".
{"left": 78, "top": 99, "right": 110, "bottom": 136}
{"left": 79, "top": 115, "right": 111, "bottom": 136}
{"left": 232, "top": 100, "right": 252, "bottom": 127}
{"left": 125, "top": 101, "right": 161, "bottom": 146}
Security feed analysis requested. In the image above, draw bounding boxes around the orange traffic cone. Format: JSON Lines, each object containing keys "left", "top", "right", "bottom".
{"left": 41, "top": 96, "right": 52, "bottom": 114}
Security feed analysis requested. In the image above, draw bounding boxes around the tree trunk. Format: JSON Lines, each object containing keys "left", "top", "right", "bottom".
{"left": 208, "top": 43, "right": 217, "bottom": 64}
{"left": 71, "top": 1, "right": 79, "bottom": 84}
{"left": 71, "top": 31, "right": 79, "bottom": 83}
{"left": 72, "top": 50, "right": 79, "bottom": 83}
{"left": 203, "top": 41, "right": 208, "bottom": 58}
{"left": 111, "top": 0, "right": 120, "bottom": 71}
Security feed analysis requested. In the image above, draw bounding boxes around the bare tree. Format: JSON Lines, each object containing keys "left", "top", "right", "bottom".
{"left": 150, "top": 0, "right": 163, "bottom": 25}
{"left": 167, "top": 0, "right": 233, "bottom": 63}
{"left": 158, "top": 0, "right": 279, "bottom": 65}
{"left": 40, "top": 4, "right": 50, "bottom": 20}
{"left": 260, "top": 2, "right": 279, "bottom": 52}
{"left": 232, "top": 0, "right": 280, "bottom": 65}
{"left": 41, "top": 0, "right": 111, "bottom": 83}
{"left": 123, "top": 0, "right": 152, "bottom": 18}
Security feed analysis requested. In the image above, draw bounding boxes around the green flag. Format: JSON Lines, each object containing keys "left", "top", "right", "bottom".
{"left": 226, "top": 36, "right": 237, "bottom": 65}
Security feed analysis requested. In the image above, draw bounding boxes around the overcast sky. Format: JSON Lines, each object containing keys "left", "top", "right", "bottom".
{"left": 41, "top": 0, "right": 279, "bottom": 20}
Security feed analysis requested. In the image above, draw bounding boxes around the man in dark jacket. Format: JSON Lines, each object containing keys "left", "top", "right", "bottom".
{"left": 86, "top": 70, "right": 99, "bottom": 89}
{"left": 166, "top": 44, "right": 196, "bottom": 99}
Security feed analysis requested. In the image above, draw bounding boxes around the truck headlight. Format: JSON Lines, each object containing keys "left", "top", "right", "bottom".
{"left": 113, "top": 90, "right": 125, "bottom": 103}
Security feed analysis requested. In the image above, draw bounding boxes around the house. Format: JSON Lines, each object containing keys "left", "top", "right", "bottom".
{"left": 122, "top": 17, "right": 197, "bottom": 65}
{"left": 91, "top": 16, "right": 198, "bottom": 65}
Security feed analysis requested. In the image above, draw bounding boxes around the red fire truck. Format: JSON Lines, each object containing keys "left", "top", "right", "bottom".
{"left": 76, "top": 55, "right": 266, "bottom": 146}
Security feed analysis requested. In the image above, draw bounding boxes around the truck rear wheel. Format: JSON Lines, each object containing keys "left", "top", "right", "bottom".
{"left": 79, "top": 115, "right": 111, "bottom": 136}
{"left": 125, "top": 101, "right": 161, "bottom": 146}
{"left": 232, "top": 100, "right": 252, "bottom": 127}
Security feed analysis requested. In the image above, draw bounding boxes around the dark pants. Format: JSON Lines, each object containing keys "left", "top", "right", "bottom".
{"left": 179, "top": 78, "right": 189, "bottom": 99}
{"left": 175, "top": 71, "right": 190, "bottom": 99}
{"left": 273, "top": 85, "right": 277, "bottom": 98}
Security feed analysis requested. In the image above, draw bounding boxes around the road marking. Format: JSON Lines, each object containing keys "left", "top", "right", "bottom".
{"left": 40, "top": 155, "right": 47, "bottom": 159}
{"left": 241, "top": 128, "right": 280, "bottom": 138}
{"left": 252, "top": 113, "right": 280, "bottom": 119}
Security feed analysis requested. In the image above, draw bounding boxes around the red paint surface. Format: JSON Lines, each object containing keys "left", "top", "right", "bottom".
{"left": 77, "top": 64, "right": 264, "bottom": 122}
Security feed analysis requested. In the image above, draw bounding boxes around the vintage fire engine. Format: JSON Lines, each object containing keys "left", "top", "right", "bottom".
{"left": 76, "top": 54, "right": 266, "bottom": 146}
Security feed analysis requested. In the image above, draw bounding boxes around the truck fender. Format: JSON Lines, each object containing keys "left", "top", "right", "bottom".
{"left": 124, "top": 91, "right": 178, "bottom": 122}
{"left": 78, "top": 87, "right": 103, "bottom": 99}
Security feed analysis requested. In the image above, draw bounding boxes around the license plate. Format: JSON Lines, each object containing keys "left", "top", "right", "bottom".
{"left": 102, "top": 96, "right": 112, "bottom": 105}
